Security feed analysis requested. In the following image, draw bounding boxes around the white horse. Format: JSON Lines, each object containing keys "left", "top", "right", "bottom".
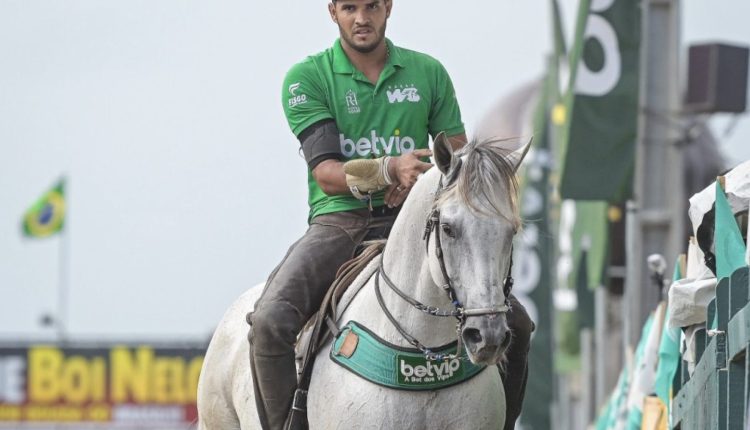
{"left": 197, "top": 134, "right": 529, "bottom": 429}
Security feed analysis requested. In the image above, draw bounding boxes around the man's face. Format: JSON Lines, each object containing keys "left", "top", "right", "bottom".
{"left": 329, "top": 0, "right": 391, "bottom": 54}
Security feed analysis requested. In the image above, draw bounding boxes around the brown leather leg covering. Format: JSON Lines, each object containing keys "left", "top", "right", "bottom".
{"left": 248, "top": 334, "right": 271, "bottom": 430}
{"left": 247, "top": 212, "right": 369, "bottom": 430}
{"left": 250, "top": 351, "right": 298, "bottom": 430}
{"left": 499, "top": 294, "right": 534, "bottom": 430}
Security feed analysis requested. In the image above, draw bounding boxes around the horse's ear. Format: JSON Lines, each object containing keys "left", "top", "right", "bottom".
{"left": 434, "top": 132, "right": 456, "bottom": 176}
{"left": 511, "top": 136, "right": 533, "bottom": 172}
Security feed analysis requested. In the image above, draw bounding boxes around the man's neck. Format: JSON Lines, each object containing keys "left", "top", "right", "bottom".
{"left": 341, "top": 40, "right": 388, "bottom": 84}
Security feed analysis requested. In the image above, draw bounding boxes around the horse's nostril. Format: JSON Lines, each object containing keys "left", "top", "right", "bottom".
{"left": 462, "top": 328, "right": 483, "bottom": 345}
{"left": 500, "top": 331, "right": 512, "bottom": 350}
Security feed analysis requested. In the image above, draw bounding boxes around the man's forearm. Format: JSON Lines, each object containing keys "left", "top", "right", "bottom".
{"left": 312, "top": 160, "right": 351, "bottom": 195}
{"left": 315, "top": 147, "right": 436, "bottom": 197}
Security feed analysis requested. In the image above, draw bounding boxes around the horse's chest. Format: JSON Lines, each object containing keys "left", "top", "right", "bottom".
{"left": 308, "top": 356, "right": 505, "bottom": 429}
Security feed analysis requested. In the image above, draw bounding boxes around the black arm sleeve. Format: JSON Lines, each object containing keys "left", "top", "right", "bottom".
{"left": 299, "top": 119, "right": 344, "bottom": 170}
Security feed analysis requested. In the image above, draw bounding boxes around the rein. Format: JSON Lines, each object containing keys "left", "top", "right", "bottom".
{"left": 375, "top": 174, "right": 514, "bottom": 361}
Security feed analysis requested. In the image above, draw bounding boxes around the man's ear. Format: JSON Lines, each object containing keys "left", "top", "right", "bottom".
{"left": 329, "top": 3, "right": 337, "bottom": 23}
{"left": 385, "top": 0, "right": 392, "bottom": 18}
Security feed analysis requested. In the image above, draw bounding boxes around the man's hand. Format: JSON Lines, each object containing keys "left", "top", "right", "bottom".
{"left": 388, "top": 149, "right": 433, "bottom": 190}
{"left": 343, "top": 156, "right": 392, "bottom": 194}
{"left": 383, "top": 183, "right": 409, "bottom": 208}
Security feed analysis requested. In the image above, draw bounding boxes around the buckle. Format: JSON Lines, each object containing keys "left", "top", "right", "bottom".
{"left": 291, "top": 389, "right": 308, "bottom": 412}
{"left": 371, "top": 205, "right": 398, "bottom": 218}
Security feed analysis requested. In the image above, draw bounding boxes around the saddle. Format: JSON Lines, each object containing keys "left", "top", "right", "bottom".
{"left": 286, "top": 240, "right": 385, "bottom": 430}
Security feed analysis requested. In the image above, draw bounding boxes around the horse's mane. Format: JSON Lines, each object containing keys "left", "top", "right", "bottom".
{"left": 436, "top": 137, "right": 522, "bottom": 231}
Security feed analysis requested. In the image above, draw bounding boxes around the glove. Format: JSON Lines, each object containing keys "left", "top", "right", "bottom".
{"left": 344, "top": 156, "right": 393, "bottom": 198}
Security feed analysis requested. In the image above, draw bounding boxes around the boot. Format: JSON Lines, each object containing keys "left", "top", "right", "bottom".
{"left": 249, "top": 350, "right": 299, "bottom": 430}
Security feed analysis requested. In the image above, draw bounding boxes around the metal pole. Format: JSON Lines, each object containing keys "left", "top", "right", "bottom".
{"left": 595, "top": 287, "right": 606, "bottom": 409}
{"left": 57, "top": 178, "right": 69, "bottom": 343}
{"left": 626, "top": 0, "right": 684, "bottom": 348}
{"left": 580, "top": 328, "right": 595, "bottom": 424}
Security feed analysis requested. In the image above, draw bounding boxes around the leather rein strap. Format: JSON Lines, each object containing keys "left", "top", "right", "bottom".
{"left": 423, "top": 207, "right": 515, "bottom": 313}
{"left": 376, "top": 175, "right": 514, "bottom": 361}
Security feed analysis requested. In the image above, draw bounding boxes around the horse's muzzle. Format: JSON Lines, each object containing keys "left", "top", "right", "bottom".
{"left": 461, "top": 317, "right": 511, "bottom": 365}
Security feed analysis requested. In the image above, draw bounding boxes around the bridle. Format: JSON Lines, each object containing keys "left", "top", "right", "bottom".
{"left": 374, "top": 168, "right": 514, "bottom": 361}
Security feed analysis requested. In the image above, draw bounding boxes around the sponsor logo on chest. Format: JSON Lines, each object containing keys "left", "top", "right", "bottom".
{"left": 386, "top": 84, "right": 421, "bottom": 104}
{"left": 340, "top": 129, "right": 415, "bottom": 158}
{"left": 345, "top": 89, "right": 360, "bottom": 114}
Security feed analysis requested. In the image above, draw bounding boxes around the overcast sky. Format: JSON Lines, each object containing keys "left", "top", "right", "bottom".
{"left": 1, "top": 1, "right": 748, "bottom": 342}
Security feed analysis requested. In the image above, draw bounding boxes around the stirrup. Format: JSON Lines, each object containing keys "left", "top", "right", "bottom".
{"left": 292, "top": 388, "right": 308, "bottom": 412}
{"left": 284, "top": 389, "right": 309, "bottom": 430}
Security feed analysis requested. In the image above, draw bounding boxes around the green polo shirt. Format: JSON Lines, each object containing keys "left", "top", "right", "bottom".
{"left": 282, "top": 38, "right": 464, "bottom": 221}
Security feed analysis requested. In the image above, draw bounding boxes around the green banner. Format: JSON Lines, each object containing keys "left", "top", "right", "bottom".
{"left": 516, "top": 57, "right": 557, "bottom": 430}
{"left": 572, "top": 202, "right": 609, "bottom": 289}
{"left": 576, "top": 250, "right": 595, "bottom": 330}
{"left": 557, "top": 200, "right": 609, "bottom": 355}
{"left": 559, "top": 0, "right": 641, "bottom": 202}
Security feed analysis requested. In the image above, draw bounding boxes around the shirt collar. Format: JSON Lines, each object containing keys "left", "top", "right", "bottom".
{"left": 385, "top": 39, "right": 404, "bottom": 68}
{"left": 332, "top": 38, "right": 404, "bottom": 74}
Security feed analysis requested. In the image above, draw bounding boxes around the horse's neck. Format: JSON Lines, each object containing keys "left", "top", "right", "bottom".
{"left": 373, "top": 171, "right": 458, "bottom": 347}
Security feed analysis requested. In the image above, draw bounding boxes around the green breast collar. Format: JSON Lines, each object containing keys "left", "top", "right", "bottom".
{"left": 329, "top": 320, "right": 487, "bottom": 391}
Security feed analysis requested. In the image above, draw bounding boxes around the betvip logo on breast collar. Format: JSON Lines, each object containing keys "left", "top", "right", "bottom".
{"left": 386, "top": 84, "right": 420, "bottom": 104}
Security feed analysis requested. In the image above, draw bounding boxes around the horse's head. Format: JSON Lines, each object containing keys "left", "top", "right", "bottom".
{"left": 426, "top": 133, "right": 530, "bottom": 365}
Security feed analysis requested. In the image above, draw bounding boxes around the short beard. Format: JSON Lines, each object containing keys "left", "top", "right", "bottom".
{"left": 339, "top": 21, "right": 387, "bottom": 54}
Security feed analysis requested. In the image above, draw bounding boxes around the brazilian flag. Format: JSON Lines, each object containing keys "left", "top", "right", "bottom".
{"left": 22, "top": 179, "right": 66, "bottom": 238}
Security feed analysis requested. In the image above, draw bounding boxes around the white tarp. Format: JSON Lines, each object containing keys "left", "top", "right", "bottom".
{"left": 668, "top": 239, "right": 717, "bottom": 328}
{"left": 670, "top": 239, "right": 715, "bottom": 375}
{"left": 688, "top": 159, "right": 750, "bottom": 237}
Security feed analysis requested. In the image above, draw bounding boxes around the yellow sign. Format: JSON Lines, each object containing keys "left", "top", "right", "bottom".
{"left": 0, "top": 345, "right": 205, "bottom": 424}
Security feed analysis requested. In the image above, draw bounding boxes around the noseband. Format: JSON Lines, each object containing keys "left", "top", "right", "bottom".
{"left": 375, "top": 171, "right": 514, "bottom": 361}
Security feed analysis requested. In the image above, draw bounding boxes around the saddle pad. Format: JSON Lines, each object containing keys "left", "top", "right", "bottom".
{"left": 329, "top": 320, "right": 486, "bottom": 391}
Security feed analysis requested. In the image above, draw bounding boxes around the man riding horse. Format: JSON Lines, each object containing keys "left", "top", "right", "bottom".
{"left": 246, "top": 1, "right": 534, "bottom": 429}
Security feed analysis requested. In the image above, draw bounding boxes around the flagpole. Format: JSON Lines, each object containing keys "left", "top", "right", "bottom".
{"left": 626, "top": 0, "right": 684, "bottom": 348}
{"left": 57, "top": 176, "right": 69, "bottom": 344}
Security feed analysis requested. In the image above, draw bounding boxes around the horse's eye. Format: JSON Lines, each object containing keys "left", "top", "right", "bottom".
{"left": 441, "top": 224, "right": 455, "bottom": 238}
